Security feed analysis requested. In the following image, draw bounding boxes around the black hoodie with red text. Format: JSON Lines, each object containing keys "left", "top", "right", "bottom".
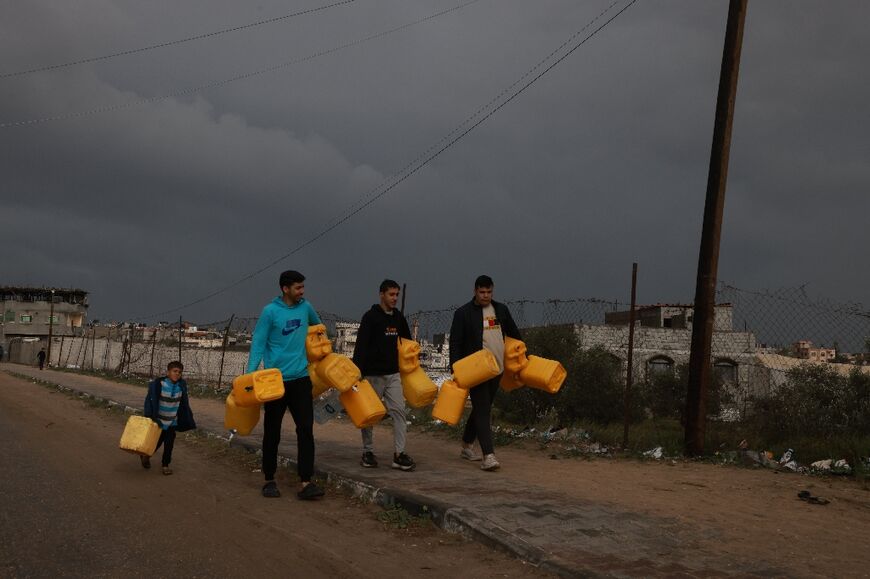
{"left": 352, "top": 305, "right": 412, "bottom": 376}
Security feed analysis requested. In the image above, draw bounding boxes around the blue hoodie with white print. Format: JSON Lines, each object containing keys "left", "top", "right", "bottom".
{"left": 247, "top": 297, "right": 321, "bottom": 380}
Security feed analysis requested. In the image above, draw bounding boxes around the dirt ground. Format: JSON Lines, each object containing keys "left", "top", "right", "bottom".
{"left": 4, "top": 366, "right": 870, "bottom": 578}
{"left": 0, "top": 373, "right": 551, "bottom": 579}
{"left": 419, "top": 430, "right": 870, "bottom": 578}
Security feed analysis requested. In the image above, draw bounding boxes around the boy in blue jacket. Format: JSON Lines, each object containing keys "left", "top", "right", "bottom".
{"left": 248, "top": 270, "right": 324, "bottom": 500}
{"left": 143, "top": 360, "right": 196, "bottom": 475}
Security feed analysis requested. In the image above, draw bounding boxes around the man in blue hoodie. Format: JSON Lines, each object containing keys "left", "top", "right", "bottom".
{"left": 248, "top": 270, "right": 324, "bottom": 500}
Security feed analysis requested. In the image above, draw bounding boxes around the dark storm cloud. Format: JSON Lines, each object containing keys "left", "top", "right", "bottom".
{"left": 1, "top": 0, "right": 868, "bottom": 323}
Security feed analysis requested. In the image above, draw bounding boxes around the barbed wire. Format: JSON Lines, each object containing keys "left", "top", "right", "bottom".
{"left": 21, "top": 281, "right": 867, "bottom": 461}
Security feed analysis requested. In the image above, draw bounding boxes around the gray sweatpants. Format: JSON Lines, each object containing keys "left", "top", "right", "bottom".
{"left": 361, "top": 373, "right": 406, "bottom": 454}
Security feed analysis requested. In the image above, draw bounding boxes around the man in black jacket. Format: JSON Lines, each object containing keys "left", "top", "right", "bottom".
{"left": 352, "top": 279, "right": 416, "bottom": 471}
{"left": 449, "top": 275, "right": 521, "bottom": 471}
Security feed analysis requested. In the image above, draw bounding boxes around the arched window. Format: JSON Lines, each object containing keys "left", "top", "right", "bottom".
{"left": 713, "top": 359, "right": 738, "bottom": 386}
{"left": 647, "top": 356, "right": 674, "bottom": 379}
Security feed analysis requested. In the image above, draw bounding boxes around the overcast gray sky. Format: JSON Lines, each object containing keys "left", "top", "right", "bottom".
{"left": 1, "top": 0, "right": 868, "bottom": 323}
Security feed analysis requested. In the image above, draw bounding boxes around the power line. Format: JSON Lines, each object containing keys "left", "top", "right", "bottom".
{"left": 0, "top": 0, "right": 356, "bottom": 80}
{"left": 0, "top": 0, "right": 482, "bottom": 129}
{"left": 135, "top": 0, "right": 637, "bottom": 321}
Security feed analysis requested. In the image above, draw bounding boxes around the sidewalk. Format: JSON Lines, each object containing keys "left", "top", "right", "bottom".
{"left": 2, "top": 364, "right": 802, "bottom": 577}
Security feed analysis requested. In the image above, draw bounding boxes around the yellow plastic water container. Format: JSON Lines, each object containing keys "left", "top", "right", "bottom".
{"left": 452, "top": 349, "right": 500, "bottom": 389}
{"left": 119, "top": 415, "right": 161, "bottom": 456}
{"left": 397, "top": 338, "right": 422, "bottom": 374}
{"left": 314, "top": 353, "right": 360, "bottom": 393}
{"left": 400, "top": 366, "right": 438, "bottom": 408}
{"left": 306, "top": 324, "right": 333, "bottom": 363}
{"left": 308, "top": 362, "right": 331, "bottom": 398}
{"left": 339, "top": 379, "right": 386, "bottom": 428}
{"left": 431, "top": 379, "right": 468, "bottom": 425}
{"left": 232, "top": 368, "right": 285, "bottom": 407}
{"left": 503, "top": 337, "right": 530, "bottom": 374}
{"left": 500, "top": 370, "right": 525, "bottom": 392}
{"left": 224, "top": 392, "right": 260, "bottom": 436}
{"left": 519, "top": 355, "right": 567, "bottom": 394}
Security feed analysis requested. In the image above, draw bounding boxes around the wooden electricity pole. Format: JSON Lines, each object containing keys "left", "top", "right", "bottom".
{"left": 685, "top": 0, "right": 748, "bottom": 456}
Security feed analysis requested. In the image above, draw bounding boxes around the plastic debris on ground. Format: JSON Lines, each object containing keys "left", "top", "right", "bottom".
{"left": 643, "top": 446, "right": 663, "bottom": 460}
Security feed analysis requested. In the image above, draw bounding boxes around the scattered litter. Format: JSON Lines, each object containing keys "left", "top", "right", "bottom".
{"left": 809, "top": 458, "right": 851, "bottom": 475}
{"left": 643, "top": 446, "right": 663, "bottom": 460}
{"left": 797, "top": 489, "right": 830, "bottom": 505}
{"left": 779, "top": 449, "right": 794, "bottom": 465}
{"left": 832, "top": 459, "right": 852, "bottom": 475}
{"left": 740, "top": 450, "right": 778, "bottom": 468}
{"left": 810, "top": 459, "right": 832, "bottom": 471}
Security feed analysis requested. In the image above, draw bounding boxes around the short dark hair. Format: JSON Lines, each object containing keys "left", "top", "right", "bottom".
{"left": 279, "top": 270, "right": 305, "bottom": 288}
{"left": 379, "top": 279, "right": 400, "bottom": 293}
{"left": 474, "top": 275, "right": 494, "bottom": 289}
{"left": 167, "top": 361, "right": 184, "bottom": 372}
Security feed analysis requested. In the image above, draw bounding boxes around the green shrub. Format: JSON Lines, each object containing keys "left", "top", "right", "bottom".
{"left": 494, "top": 325, "right": 634, "bottom": 426}
{"left": 761, "top": 364, "right": 870, "bottom": 439}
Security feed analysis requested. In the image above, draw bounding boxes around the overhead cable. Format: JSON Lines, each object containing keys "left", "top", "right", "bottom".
{"left": 135, "top": 0, "right": 637, "bottom": 321}
{"left": 0, "top": 0, "right": 356, "bottom": 80}
{"left": 0, "top": 0, "right": 481, "bottom": 129}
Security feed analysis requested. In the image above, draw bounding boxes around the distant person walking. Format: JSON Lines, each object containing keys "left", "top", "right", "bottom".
{"left": 449, "top": 275, "right": 521, "bottom": 471}
{"left": 352, "top": 279, "right": 416, "bottom": 471}
{"left": 247, "top": 270, "right": 325, "bottom": 500}
{"left": 36, "top": 348, "right": 46, "bottom": 370}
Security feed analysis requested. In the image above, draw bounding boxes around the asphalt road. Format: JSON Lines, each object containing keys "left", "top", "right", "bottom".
{"left": 0, "top": 372, "right": 548, "bottom": 579}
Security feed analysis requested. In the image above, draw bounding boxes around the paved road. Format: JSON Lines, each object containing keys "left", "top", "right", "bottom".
{"left": 0, "top": 369, "right": 547, "bottom": 579}
{"left": 5, "top": 364, "right": 869, "bottom": 578}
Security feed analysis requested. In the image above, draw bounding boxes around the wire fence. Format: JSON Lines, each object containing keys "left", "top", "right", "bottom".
{"left": 20, "top": 282, "right": 869, "bottom": 465}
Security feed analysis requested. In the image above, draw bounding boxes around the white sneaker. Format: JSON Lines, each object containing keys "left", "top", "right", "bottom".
{"left": 481, "top": 454, "right": 500, "bottom": 471}
{"left": 460, "top": 446, "right": 481, "bottom": 461}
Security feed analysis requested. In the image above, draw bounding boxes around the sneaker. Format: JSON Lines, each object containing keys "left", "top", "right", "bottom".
{"left": 297, "top": 482, "right": 325, "bottom": 501}
{"left": 460, "top": 446, "right": 481, "bottom": 461}
{"left": 481, "top": 454, "right": 500, "bottom": 471}
{"left": 360, "top": 451, "right": 378, "bottom": 468}
{"left": 391, "top": 452, "right": 416, "bottom": 471}
{"left": 162, "top": 466, "right": 173, "bottom": 476}
{"left": 262, "top": 481, "right": 281, "bottom": 498}
{"left": 140, "top": 455, "right": 151, "bottom": 469}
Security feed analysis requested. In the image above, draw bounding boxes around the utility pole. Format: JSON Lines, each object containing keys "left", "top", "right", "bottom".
{"left": 686, "top": 0, "right": 748, "bottom": 456}
{"left": 217, "top": 314, "right": 235, "bottom": 390}
{"left": 47, "top": 289, "right": 56, "bottom": 367}
{"left": 178, "top": 316, "right": 183, "bottom": 362}
{"left": 623, "top": 263, "right": 638, "bottom": 449}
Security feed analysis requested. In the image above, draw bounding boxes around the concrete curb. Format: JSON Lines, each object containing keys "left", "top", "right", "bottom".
{"left": 24, "top": 373, "right": 590, "bottom": 578}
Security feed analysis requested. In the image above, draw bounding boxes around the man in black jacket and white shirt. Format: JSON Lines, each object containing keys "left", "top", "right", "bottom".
{"left": 449, "top": 275, "right": 521, "bottom": 471}
{"left": 352, "top": 279, "right": 416, "bottom": 471}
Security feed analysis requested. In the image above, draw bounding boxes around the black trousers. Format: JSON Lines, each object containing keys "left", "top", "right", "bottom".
{"left": 155, "top": 427, "right": 177, "bottom": 467}
{"left": 462, "top": 376, "right": 501, "bottom": 455}
{"left": 262, "top": 377, "right": 314, "bottom": 482}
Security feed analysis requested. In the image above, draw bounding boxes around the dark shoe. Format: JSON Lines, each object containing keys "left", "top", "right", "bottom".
{"left": 162, "top": 466, "right": 173, "bottom": 476}
{"left": 297, "top": 482, "right": 325, "bottom": 500}
{"left": 360, "top": 451, "right": 378, "bottom": 468}
{"left": 391, "top": 452, "right": 416, "bottom": 471}
{"left": 262, "top": 481, "right": 281, "bottom": 498}
{"left": 140, "top": 455, "right": 151, "bottom": 469}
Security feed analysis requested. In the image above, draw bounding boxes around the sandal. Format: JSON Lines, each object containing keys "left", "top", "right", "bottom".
{"left": 262, "top": 481, "right": 281, "bottom": 498}
{"left": 162, "top": 466, "right": 173, "bottom": 476}
{"left": 297, "top": 482, "right": 325, "bottom": 500}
